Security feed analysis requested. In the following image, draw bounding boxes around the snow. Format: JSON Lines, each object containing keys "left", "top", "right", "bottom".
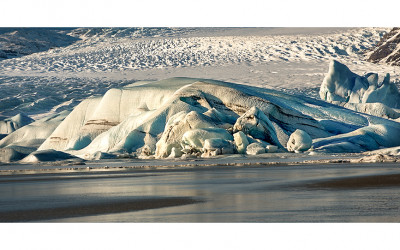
{"left": 0, "top": 28, "right": 78, "bottom": 60}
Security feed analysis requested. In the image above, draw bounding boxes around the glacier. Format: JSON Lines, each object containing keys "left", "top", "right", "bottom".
{"left": 1, "top": 75, "right": 399, "bottom": 163}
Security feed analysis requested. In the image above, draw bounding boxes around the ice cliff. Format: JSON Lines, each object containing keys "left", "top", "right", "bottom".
{"left": 3, "top": 74, "right": 400, "bottom": 162}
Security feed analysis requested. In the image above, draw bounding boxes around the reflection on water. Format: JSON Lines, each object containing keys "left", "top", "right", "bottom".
{"left": 1, "top": 163, "right": 400, "bottom": 222}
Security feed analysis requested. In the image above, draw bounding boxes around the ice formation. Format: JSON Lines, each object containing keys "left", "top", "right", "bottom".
{"left": 0, "top": 113, "right": 33, "bottom": 135}
{"left": 21, "top": 149, "right": 81, "bottom": 163}
{"left": 287, "top": 129, "right": 312, "bottom": 153}
{"left": 320, "top": 60, "right": 400, "bottom": 118}
{"left": 0, "top": 111, "right": 69, "bottom": 162}
{"left": 2, "top": 75, "right": 400, "bottom": 162}
{"left": 233, "top": 131, "right": 249, "bottom": 154}
{"left": 246, "top": 142, "right": 266, "bottom": 155}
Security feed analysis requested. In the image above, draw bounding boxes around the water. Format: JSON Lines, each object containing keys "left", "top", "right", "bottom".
{"left": 1, "top": 163, "right": 400, "bottom": 222}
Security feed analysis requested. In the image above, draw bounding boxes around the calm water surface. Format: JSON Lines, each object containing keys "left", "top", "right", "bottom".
{"left": 1, "top": 163, "right": 400, "bottom": 222}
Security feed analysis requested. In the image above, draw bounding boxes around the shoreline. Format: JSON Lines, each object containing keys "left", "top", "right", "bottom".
{"left": 1, "top": 152, "right": 399, "bottom": 176}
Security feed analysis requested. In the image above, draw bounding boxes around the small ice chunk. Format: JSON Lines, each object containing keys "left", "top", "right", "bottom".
{"left": 181, "top": 127, "right": 233, "bottom": 150}
{"left": 202, "top": 138, "right": 234, "bottom": 157}
{"left": 287, "top": 129, "right": 312, "bottom": 152}
{"left": 246, "top": 142, "right": 266, "bottom": 155}
{"left": 266, "top": 145, "right": 278, "bottom": 153}
{"left": 168, "top": 147, "right": 182, "bottom": 158}
{"left": 233, "top": 131, "right": 249, "bottom": 154}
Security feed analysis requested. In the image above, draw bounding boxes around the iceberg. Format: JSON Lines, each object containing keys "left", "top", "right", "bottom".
{"left": 2, "top": 76, "right": 400, "bottom": 162}
{"left": 0, "top": 113, "right": 34, "bottom": 135}
{"left": 320, "top": 60, "right": 400, "bottom": 118}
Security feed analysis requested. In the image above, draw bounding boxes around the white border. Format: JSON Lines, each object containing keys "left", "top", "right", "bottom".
{"left": 1, "top": 0, "right": 399, "bottom": 27}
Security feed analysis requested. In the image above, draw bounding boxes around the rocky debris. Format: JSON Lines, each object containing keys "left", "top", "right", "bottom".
{"left": 350, "top": 154, "right": 399, "bottom": 163}
{"left": 367, "top": 27, "right": 400, "bottom": 66}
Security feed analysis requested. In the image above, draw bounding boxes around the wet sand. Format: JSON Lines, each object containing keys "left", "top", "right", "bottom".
{"left": 0, "top": 197, "right": 199, "bottom": 222}
{"left": 305, "top": 173, "right": 400, "bottom": 189}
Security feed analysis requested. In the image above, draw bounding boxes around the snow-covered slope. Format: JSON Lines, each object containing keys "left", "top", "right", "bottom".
{"left": 0, "top": 28, "right": 78, "bottom": 60}
{"left": 367, "top": 27, "right": 400, "bottom": 66}
{"left": 0, "top": 28, "right": 386, "bottom": 73}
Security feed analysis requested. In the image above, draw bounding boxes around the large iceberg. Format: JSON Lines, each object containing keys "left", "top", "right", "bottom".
{"left": 3, "top": 76, "right": 400, "bottom": 162}
{"left": 320, "top": 60, "right": 400, "bottom": 118}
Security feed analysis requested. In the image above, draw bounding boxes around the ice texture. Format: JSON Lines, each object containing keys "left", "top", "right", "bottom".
{"left": 246, "top": 142, "right": 266, "bottom": 155}
{"left": 320, "top": 60, "right": 400, "bottom": 119}
{"left": 21, "top": 149, "right": 80, "bottom": 163}
{"left": 35, "top": 77, "right": 400, "bottom": 158}
{"left": 233, "top": 131, "right": 249, "bottom": 154}
{"left": 287, "top": 129, "right": 312, "bottom": 152}
{"left": 0, "top": 113, "right": 34, "bottom": 135}
{"left": 3, "top": 75, "right": 400, "bottom": 162}
{"left": 202, "top": 138, "right": 234, "bottom": 157}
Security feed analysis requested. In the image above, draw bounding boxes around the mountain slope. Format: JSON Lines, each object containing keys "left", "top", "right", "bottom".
{"left": 366, "top": 27, "right": 400, "bottom": 66}
{"left": 0, "top": 28, "right": 79, "bottom": 60}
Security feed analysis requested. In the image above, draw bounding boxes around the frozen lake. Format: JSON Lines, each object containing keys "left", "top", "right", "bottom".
{"left": 1, "top": 163, "right": 400, "bottom": 222}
